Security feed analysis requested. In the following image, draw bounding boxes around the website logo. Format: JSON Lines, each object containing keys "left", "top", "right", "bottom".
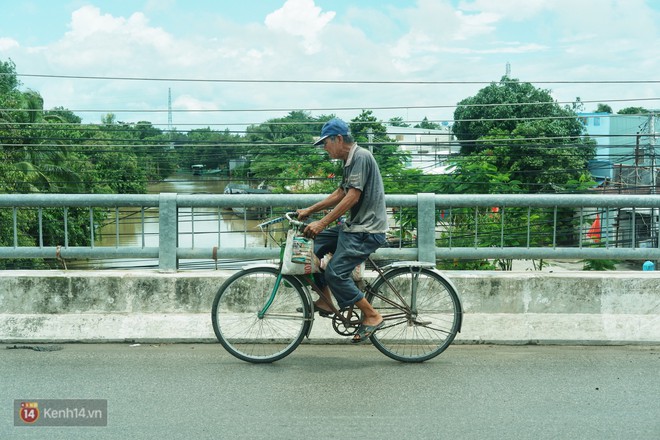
{"left": 18, "top": 402, "right": 40, "bottom": 424}
{"left": 14, "top": 399, "right": 107, "bottom": 427}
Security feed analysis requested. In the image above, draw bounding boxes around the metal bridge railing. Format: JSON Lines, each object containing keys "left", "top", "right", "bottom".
{"left": 1, "top": 193, "right": 659, "bottom": 271}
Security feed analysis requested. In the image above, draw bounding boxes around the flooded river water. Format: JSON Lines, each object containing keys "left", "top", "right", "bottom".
{"left": 74, "top": 175, "right": 277, "bottom": 270}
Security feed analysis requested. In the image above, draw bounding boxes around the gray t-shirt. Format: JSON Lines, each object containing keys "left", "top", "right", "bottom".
{"left": 340, "top": 144, "right": 388, "bottom": 233}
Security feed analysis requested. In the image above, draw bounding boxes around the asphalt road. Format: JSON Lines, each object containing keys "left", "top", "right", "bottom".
{"left": 1, "top": 343, "right": 659, "bottom": 440}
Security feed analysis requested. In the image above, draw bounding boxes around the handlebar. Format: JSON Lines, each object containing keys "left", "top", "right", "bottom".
{"left": 285, "top": 211, "right": 305, "bottom": 227}
{"left": 256, "top": 211, "right": 306, "bottom": 230}
{"left": 255, "top": 216, "right": 286, "bottom": 229}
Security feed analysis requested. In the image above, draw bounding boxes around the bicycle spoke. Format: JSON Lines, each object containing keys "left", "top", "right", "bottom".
{"left": 368, "top": 267, "right": 462, "bottom": 363}
{"left": 212, "top": 267, "right": 310, "bottom": 363}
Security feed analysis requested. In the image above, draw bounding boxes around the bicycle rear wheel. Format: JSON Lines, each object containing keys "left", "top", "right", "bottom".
{"left": 212, "top": 267, "right": 311, "bottom": 363}
{"left": 367, "top": 267, "right": 462, "bottom": 363}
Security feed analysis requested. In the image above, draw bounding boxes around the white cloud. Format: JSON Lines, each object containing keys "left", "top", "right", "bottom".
{"left": 442, "top": 43, "right": 547, "bottom": 55}
{"left": 389, "top": 0, "right": 501, "bottom": 64}
{"left": 144, "top": 0, "right": 176, "bottom": 13}
{"left": 389, "top": 1, "right": 457, "bottom": 62}
{"left": 454, "top": 10, "right": 500, "bottom": 40}
{"left": 457, "top": 0, "right": 549, "bottom": 21}
{"left": 0, "top": 37, "right": 19, "bottom": 51}
{"left": 45, "top": 5, "right": 177, "bottom": 70}
{"left": 264, "top": 0, "right": 335, "bottom": 54}
{"left": 174, "top": 95, "right": 219, "bottom": 111}
{"left": 5, "top": 0, "right": 658, "bottom": 127}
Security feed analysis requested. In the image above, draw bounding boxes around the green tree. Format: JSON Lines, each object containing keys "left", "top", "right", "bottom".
{"left": 44, "top": 106, "right": 82, "bottom": 124}
{"left": 0, "top": 59, "right": 20, "bottom": 93}
{"left": 101, "top": 113, "right": 117, "bottom": 125}
{"left": 349, "top": 110, "right": 408, "bottom": 185}
{"left": 441, "top": 153, "right": 521, "bottom": 195}
{"left": 244, "top": 111, "right": 333, "bottom": 192}
{"left": 246, "top": 110, "right": 321, "bottom": 142}
{"left": 0, "top": 80, "right": 82, "bottom": 193}
{"left": 414, "top": 117, "right": 442, "bottom": 129}
{"left": 388, "top": 116, "right": 410, "bottom": 127}
{"left": 453, "top": 77, "right": 582, "bottom": 154}
{"left": 452, "top": 76, "right": 595, "bottom": 192}
{"left": 180, "top": 127, "right": 243, "bottom": 172}
{"left": 617, "top": 107, "right": 650, "bottom": 115}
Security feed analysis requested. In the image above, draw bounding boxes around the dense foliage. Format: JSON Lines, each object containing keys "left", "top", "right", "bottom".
{"left": 451, "top": 76, "right": 596, "bottom": 193}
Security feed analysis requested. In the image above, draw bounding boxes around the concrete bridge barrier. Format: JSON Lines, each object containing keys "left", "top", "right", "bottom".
{"left": 1, "top": 270, "right": 658, "bottom": 344}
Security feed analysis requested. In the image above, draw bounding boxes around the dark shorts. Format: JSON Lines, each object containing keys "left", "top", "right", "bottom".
{"left": 313, "top": 226, "right": 386, "bottom": 308}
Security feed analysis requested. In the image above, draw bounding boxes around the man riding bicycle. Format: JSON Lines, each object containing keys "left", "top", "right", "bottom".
{"left": 296, "top": 118, "right": 388, "bottom": 343}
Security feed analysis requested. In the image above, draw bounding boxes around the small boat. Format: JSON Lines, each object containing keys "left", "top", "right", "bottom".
{"left": 192, "top": 165, "right": 225, "bottom": 176}
{"left": 224, "top": 183, "right": 271, "bottom": 220}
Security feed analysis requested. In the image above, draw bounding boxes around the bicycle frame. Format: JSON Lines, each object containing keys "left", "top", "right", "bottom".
{"left": 257, "top": 271, "right": 285, "bottom": 319}
{"left": 254, "top": 255, "right": 425, "bottom": 333}
{"left": 253, "top": 213, "right": 457, "bottom": 334}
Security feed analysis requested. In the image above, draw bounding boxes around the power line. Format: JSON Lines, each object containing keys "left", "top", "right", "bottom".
{"left": 9, "top": 73, "right": 660, "bottom": 85}
{"left": 2, "top": 113, "right": 655, "bottom": 130}
{"left": 2, "top": 97, "right": 658, "bottom": 114}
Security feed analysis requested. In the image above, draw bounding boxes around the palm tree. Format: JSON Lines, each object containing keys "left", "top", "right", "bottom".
{"left": 3, "top": 89, "right": 83, "bottom": 193}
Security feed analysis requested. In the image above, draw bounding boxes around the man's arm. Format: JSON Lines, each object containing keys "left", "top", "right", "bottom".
{"left": 296, "top": 187, "right": 345, "bottom": 220}
{"left": 300, "top": 187, "right": 361, "bottom": 239}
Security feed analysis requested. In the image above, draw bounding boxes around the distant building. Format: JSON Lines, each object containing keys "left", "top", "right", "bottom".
{"left": 386, "top": 125, "right": 457, "bottom": 174}
{"left": 580, "top": 112, "right": 659, "bottom": 249}
{"left": 579, "top": 112, "right": 658, "bottom": 190}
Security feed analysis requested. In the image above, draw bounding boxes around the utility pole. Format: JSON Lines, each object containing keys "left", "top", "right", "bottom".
{"left": 650, "top": 112, "right": 658, "bottom": 256}
{"left": 651, "top": 112, "right": 657, "bottom": 184}
{"left": 635, "top": 133, "right": 641, "bottom": 190}
{"left": 367, "top": 128, "right": 374, "bottom": 153}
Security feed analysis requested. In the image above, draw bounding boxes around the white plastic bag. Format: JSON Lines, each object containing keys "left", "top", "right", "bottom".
{"left": 281, "top": 230, "right": 320, "bottom": 275}
{"left": 319, "top": 252, "right": 365, "bottom": 281}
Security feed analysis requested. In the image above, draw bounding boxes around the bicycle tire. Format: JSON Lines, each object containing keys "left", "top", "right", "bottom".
{"left": 367, "top": 267, "right": 462, "bottom": 363}
{"left": 211, "top": 266, "right": 311, "bottom": 363}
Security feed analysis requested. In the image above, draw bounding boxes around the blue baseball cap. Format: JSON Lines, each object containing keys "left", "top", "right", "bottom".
{"left": 314, "top": 118, "right": 350, "bottom": 146}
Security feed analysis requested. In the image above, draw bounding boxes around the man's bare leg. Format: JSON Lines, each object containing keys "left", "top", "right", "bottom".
{"left": 354, "top": 297, "right": 382, "bottom": 326}
{"left": 314, "top": 286, "right": 335, "bottom": 313}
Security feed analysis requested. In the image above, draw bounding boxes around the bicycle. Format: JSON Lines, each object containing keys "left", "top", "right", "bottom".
{"left": 211, "top": 212, "right": 462, "bottom": 363}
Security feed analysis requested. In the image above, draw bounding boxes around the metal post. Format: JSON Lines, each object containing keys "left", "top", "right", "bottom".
{"left": 417, "top": 193, "right": 436, "bottom": 264}
{"left": 367, "top": 128, "right": 374, "bottom": 153}
{"left": 650, "top": 113, "right": 658, "bottom": 263}
{"left": 158, "top": 193, "right": 178, "bottom": 271}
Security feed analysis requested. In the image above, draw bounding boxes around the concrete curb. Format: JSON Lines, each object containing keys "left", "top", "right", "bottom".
{"left": 1, "top": 270, "right": 659, "bottom": 344}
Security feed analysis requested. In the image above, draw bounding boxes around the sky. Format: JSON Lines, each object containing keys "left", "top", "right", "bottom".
{"left": 1, "top": 0, "right": 659, "bottom": 131}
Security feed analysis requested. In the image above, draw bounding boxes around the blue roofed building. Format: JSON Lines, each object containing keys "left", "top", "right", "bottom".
{"left": 579, "top": 112, "right": 658, "bottom": 191}
{"left": 579, "top": 111, "right": 659, "bottom": 249}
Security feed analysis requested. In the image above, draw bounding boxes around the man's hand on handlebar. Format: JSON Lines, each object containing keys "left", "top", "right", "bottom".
{"left": 302, "top": 220, "right": 325, "bottom": 239}
{"left": 295, "top": 208, "right": 324, "bottom": 239}
{"left": 295, "top": 208, "right": 312, "bottom": 221}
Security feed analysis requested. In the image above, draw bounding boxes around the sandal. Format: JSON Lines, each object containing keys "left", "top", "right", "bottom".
{"left": 351, "top": 320, "right": 384, "bottom": 343}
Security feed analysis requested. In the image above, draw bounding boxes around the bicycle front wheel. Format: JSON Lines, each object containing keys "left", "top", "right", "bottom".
{"left": 211, "top": 267, "right": 311, "bottom": 363}
{"left": 368, "top": 267, "right": 462, "bottom": 363}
